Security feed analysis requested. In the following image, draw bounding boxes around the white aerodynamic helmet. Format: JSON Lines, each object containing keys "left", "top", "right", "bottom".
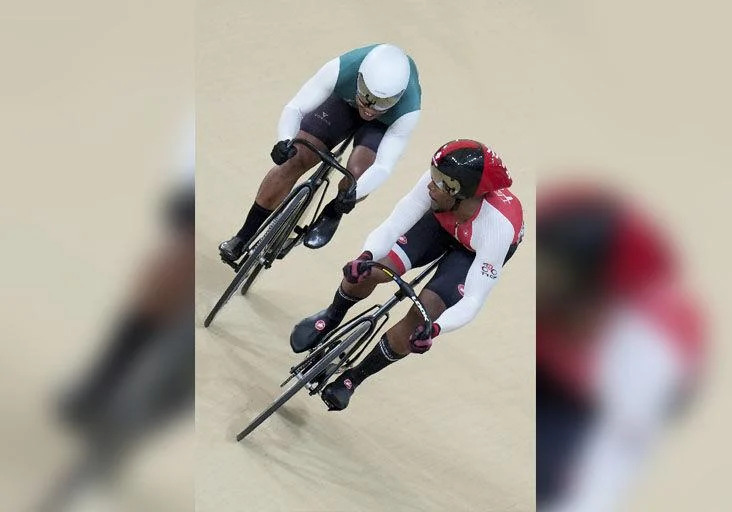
{"left": 357, "top": 44, "right": 410, "bottom": 111}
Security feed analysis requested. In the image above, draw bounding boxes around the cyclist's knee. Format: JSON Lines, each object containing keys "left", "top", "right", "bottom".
{"left": 415, "top": 288, "right": 447, "bottom": 323}
{"left": 371, "top": 267, "right": 393, "bottom": 284}
{"left": 277, "top": 150, "right": 314, "bottom": 179}
{"left": 363, "top": 266, "right": 392, "bottom": 287}
{"left": 383, "top": 326, "right": 411, "bottom": 356}
{"left": 343, "top": 271, "right": 386, "bottom": 293}
{"left": 346, "top": 146, "right": 376, "bottom": 179}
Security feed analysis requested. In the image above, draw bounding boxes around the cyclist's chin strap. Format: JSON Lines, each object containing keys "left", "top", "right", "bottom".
{"left": 451, "top": 193, "right": 486, "bottom": 212}
{"left": 450, "top": 197, "right": 462, "bottom": 212}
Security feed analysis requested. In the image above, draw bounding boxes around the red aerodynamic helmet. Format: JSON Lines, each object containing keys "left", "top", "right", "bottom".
{"left": 430, "top": 139, "right": 512, "bottom": 199}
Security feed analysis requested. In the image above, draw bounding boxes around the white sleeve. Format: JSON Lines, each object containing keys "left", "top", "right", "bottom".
{"left": 362, "top": 171, "right": 432, "bottom": 260}
{"left": 550, "top": 310, "right": 685, "bottom": 512}
{"left": 355, "top": 110, "right": 420, "bottom": 200}
{"left": 434, "top": 208, "right": 513, "bottom": 333}
{"left": 276, "top": 58, "right": 339, "bottom": 141}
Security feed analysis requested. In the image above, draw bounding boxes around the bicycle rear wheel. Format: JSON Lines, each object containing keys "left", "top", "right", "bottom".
{"left": 204, "top": 188, "right": 310, "bottom": 327}
{"left": 235, "top": 320, "right": 371, "bottom": 441}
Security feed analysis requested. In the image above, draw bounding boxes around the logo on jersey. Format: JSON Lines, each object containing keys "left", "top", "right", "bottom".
{"left": 343, "top": 378, "right": 353, "bottom": 390}
{"left": 481, "top": 262, "right": 498, "bottom": 279}
{"left": 398, "top": 235, "right": 408, "bottom": 245}
{"left": 314, "top": 111, "right": 331, "bottom": 125}
{"left": 457, "top": 284, "right": 465, "bottom": 296}
{"left": 315, "top": 319, "right": 326, "bottom": 331}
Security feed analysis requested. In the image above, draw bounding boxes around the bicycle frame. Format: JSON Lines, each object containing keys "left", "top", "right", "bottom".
{"left": 235, "top": 253, "right": 446, "bottom": 441}
{"left": 205, "top": 135, "right": 357, "bottom": 328}
{"left": 225, "top": 135, "right": 355, "bottom": 273}
{"left": 292, "top": 253, "right": 447, "bottom": 395}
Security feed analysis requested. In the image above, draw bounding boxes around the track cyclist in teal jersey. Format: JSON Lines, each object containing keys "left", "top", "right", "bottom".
{"left": 219, "top": 44, "right": 423, "bottom": 262}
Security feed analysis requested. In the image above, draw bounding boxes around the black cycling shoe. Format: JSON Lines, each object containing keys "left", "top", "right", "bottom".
{"left": 219, "top": 235, "right": 245, "bottom": 261}
{"left": 290, "top": 308, "right": 342, "bottom": 353}
{"left": 303, "top": 209, "right": 342, "bottom": 249}
{"left": 321, "top": 370, "right": 357, "bottom": 411}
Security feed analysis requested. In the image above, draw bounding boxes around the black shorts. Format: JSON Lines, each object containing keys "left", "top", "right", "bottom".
{"left": 386, "top": 212, "right": 475, "bottom": 309}
{"left": 300, "top": 94, "right": 388, "bottom": 152}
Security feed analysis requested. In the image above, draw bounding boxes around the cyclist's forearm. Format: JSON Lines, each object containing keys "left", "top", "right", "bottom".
{"left": 362, "top": 172, "right": 431, "bottom": 259}
{"left": 435, "top": 225, "right": 512, "bottom": 332}
{"left": 355, "top": 111, "right": 419, "bottom": 199}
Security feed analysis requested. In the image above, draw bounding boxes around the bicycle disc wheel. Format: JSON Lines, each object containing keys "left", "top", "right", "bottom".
{"left": 235, "top": 321, "right": 370, "bottom": 441}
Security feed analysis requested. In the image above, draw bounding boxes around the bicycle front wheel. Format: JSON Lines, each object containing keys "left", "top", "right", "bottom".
{"left": 204, "top": 188, "right": 310, "bottom": 327}
{"left": 235, "top": 320, "right": 371, "bottom": 441}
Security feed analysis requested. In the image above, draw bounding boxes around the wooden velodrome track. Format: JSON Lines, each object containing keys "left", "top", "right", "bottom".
{"left": 196, "top": 1, "right": 535, "bottom": 510}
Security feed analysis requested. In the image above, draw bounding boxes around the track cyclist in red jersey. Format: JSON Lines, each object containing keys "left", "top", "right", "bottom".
{"left": 289, "top": 139, "right": 525, "bottom": 411}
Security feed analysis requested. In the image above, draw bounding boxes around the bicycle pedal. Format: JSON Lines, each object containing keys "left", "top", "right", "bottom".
{"left": 220, "top": 255, "right": 239, "bottom": 271}
{"left": 307, "top": 362, "right": 338, "bottom": 393}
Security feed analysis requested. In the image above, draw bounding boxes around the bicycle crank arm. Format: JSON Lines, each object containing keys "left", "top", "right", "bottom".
{"left": 220, "top": 256, "right": 240, "bottom": 271}
{"left": 276, "top": 225, "right": 306, "bottom": 260}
